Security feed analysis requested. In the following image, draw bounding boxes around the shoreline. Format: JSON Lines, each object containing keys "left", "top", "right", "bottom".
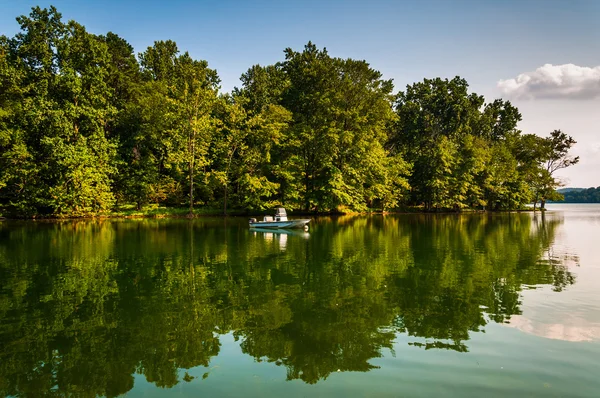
{"left": 0, "top": 207, "right": 542, "bottom": 221}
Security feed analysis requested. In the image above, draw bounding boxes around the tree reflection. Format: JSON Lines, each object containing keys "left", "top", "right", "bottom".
{"left": 0, "top": 214, "right": 576, "bottom": 394}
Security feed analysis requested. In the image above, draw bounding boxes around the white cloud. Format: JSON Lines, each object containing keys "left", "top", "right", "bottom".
{"left": 498, "top": 64, "right": 600, "bottom": 99}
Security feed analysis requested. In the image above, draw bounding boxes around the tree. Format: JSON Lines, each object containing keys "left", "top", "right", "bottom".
{"left": 0, "top": 6, "right": 584, "bottom": 217}
{"left": 0, "top": 35, "right": 35, "bottom": 215}
{"left": 172, "top": 53, "right": 219, "bottom": 215}
{"left": 391, "top": 77, "right": 532, "bottom": 211}
{"left": 392, "top": 77, "right": 485, "bottom": 210}
{"left": 535, "top": 130, "right": 579, "bottom": 209}
{"left": 279, "top": 42, "right": 403, "bottom": 211}
{"left": 234, "top": 64, "right": 298, "bottom": 207}
{"left": 135, "top": 42, "right": 219, "bottom": 213}
{"left": 211, "top": 95, "right": 290, "bottom": 214}
{"left": 0, "top": 7, "right": 116, "bottom": 216}
{"left": 210, "top": 96, "right": 247, "bottom": 215}
{"left": 100, "top": 32, "right": 141, "bottom": 112}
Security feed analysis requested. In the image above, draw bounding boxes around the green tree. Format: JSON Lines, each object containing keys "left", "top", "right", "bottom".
{"left": 0, "top": 5, "right": 584, "bottom": 217}
{"left": 172, "top": 53, "right": 219, "bottom": 214}
{"left": 234, "top": 64, "right": 298, "bottom": 207}
{"left": 211, "top": 95, "right": 290, "bottom": 214}
{"left": 392, "top": 77, "right": 531, "bottom": 211}
{"left": 536, "top": 130, "right": 579, "bottom": 209}
{"left": 278, "top": 42, "right": 405, "bottom": 211}
{"left": 392, "top": 77, "right": 487, "bottom": 209}
{"left": 0, "top": 35, "right": 36, "bottom": 215}
{"left": 0, "top": 7, "right": 116, "bottom": 216}
{"left": 133, "top": 42, "right": 219, "bottom": 211}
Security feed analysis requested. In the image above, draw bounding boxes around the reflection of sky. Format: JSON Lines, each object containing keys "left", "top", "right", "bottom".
{"left": 503, "top": 204, "right": 600, "bottom": 342}
{"left": 506, "top": 311, "right": 600, "bottom": 342}
{"left": 504, "top": 284, "right": 600, "bottom": 342}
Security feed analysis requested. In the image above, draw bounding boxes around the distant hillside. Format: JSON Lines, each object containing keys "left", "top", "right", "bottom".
{"left": 560, "top": 187, "right": 600, "bottom": 203}
{"left": 557, "top": 188, "right": 586, "bottom": 193}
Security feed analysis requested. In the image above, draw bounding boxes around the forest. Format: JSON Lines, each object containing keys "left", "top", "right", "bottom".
{"left": 0, "top": 6, "right": 580, "bottom": 218}
{"left": 561, "top": 187, "right": 600, "bottom": 203}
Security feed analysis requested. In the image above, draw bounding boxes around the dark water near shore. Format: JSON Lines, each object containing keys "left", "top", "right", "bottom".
{"left": 1, "top": 204, "right": 599, "bottom": 397}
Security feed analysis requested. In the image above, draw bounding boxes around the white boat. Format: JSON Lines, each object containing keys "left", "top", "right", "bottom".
{"left": 249, "top": 208, "right": 310, "bottom": 229}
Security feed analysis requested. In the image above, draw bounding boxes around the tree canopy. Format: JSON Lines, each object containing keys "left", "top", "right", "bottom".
{"left": 0, "top": 7, "right": 580, "bottom": 217}
{"left": 561, "top": 187, "right": 600, "bottom": 203}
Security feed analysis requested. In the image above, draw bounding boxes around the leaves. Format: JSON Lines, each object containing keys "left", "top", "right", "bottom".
{"left": 0, "top": 7, "right": 580, "bottom": 217}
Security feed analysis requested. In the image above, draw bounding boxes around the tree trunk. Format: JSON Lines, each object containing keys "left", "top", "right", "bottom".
{"left": 189, "top": 169, "right": 194, "bottom": 215}
{"left": 533, "top": 201, "right": 537, "bottom": 211}
{"left": 223, "top": 184, "right": 228, "bottom": 216}
{"left": 189, "top": 132, "right": 195, "bottom": 217}
{"left": 540, "top": 199, "right": 546, "bottom": 210}
{"left": 304, "top": 171, "right": 310, "bottom": 212}
{"left": 223, "top": 149, "right": 235, "bottom": 217}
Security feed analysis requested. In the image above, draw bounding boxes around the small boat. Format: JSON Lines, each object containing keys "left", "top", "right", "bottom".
{"left": 249, "top": 208, "right": 310, "bottom": 229}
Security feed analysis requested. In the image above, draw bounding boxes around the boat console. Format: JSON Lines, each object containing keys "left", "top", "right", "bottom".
{"left": 274, "top": 208, "right": 287, "bottom": 221}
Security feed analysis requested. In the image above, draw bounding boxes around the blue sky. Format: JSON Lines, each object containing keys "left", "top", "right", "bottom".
{"left": 1, "top": 0, "right": 599, "bottom": 186}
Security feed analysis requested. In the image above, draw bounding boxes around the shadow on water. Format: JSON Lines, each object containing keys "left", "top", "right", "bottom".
{"left": 0, "top": 213, "right": 577, "bottom": 394}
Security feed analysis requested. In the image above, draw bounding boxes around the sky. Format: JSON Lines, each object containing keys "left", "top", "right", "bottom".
{"left": 1, "top": 0, "right": 599, "bottom": 187}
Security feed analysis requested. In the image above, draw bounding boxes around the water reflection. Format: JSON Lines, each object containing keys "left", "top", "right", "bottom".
{"left": 250, "top": 228, "right": 310, "bottom": 251}
{"left": 506, "top": 313, "right": 600, "bottom": 342}
{"left": 0, "top": 214, "right": 577, "bottom": 395}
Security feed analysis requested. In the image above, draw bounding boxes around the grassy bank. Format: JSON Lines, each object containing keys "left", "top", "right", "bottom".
{"left": 107, "top": 204, "right": 269, "bottom": 218}
{"left": 0, "top": 203, "right": 538, "bottom": 221}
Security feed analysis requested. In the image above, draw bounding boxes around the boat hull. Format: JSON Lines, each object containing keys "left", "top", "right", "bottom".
{"left": 249, "top": 219, "right": 310, "bottom": 229}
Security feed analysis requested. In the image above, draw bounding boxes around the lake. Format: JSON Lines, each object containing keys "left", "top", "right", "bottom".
{"left": 1, "top": 204, "right": 599, "bottom": 397}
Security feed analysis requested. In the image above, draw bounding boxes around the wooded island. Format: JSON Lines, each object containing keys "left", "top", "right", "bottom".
{"left": 0, "top": 7, "right": 579, "bottom": 218}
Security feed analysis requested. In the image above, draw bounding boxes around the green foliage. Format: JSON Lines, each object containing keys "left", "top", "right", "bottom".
{"left": 0, "top": 6, "right": 581, "bottom": 217}
{"left": 276, "top": 43, "right": 402, "bottom": 211}
{"left": 534, "top": 130, "right": 580, "bottom": 209}
{"left": 561, "top": 186, "right": 600, "bottom": 203}
{"left": 211, "top": 96, "right": 291, "bottom": 213}
{"left": 390, "top": 77, "right": 533, "bottom": 211}
{"left": 0, "top": 7, "right": 116, "bottom": 216}
{"left": 390, "top": 77, "right": 580, "bottom": 211}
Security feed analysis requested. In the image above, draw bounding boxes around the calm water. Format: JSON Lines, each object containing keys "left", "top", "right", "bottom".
{"left": 1, "top": 205, "right": 599, "bottom": 397}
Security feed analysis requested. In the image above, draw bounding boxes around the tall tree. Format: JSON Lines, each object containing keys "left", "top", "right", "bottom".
{"left": 0, "top": 35, "right": 35, "bottom": 215}
{"left": 279, "top": 42, "right": 406, "bottom": 211}
{"left": 0, "top": 7, "right": 116, "bottom": 216}
{"left": 134, "top": 42, "right": 220, "bottom": 212}
{"left": 392, "top": 78, "right": 531, "bottom": 211}
{"left": 0, "top": 6, "right": 583, "bottom": 217}
{"left": 211, "top": 94, "right": 291, "bottom": 214}
{"left": 392, "top": 77, "right": 485, "bottom": 210}
{"left": 172, "top": 53, "right": 219, "bottom": 214}
{"left": 535, "top": 130, "right": 579, "bottom": 209}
